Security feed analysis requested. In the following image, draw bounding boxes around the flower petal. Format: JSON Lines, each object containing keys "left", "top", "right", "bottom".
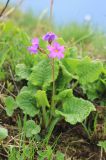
{"left": 28, "top": 46, "right": 38, "bottom": 54}
{"left": 32, "top": 38, "right": 39, "bottom": 45}
{"left": 42, "top": 32, "right": 57, "bottom": 42}
{"left": 47, "top": 42, "right": 65, "bottom": 59}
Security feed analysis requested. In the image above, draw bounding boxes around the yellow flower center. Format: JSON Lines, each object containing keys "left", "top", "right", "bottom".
{"left": 55, "top": 49, "right": 58, "bottom": 52}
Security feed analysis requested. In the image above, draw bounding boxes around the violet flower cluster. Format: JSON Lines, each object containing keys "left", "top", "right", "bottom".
{"left": 42, "top": 32, "right": 57, "bottom": 43}
{"left": 28, "top": 32, "right": 64, "bottom": 59}
{"left": 28, "top": 38, "right": 39, "bottom": 54}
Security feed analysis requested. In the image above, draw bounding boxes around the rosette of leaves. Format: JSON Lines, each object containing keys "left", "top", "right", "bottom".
{"left": 8, "top": 35, "right": 106, "bottom": 143}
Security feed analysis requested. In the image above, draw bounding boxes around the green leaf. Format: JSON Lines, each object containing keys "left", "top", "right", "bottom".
{"left": 20, "top": 85, "right": 37, "bottom": 95}
{"left": 56, "top": 38, "right": 65, "bottom": 45}
{"left": 16, "top": 64, "right": 31, "bottom": 80}
{"left": 83, "top": 84, "right": 99, "bottom": 101}
{"left": 25, "top": 120, "right": 41, "bottom": 138}
{"left": 68, "top": 47, "right": 78, "bottom": 58}
{"left": 76, "top": 58, "right": 103, "bottom": 84}
{"left": 29, "top": 59, "right": 59, "bottom": 89}
{"left": 56, "top": 90, "right": 95, "bottom": 125}
{"left": 55, "top": 89, "right": 73, "bottom": 101}
{"left": 0, "top": 127, "right": 8, "bottom": 141}
{"left": 35, "top": 90, "right": 50, "bottom": 107}
{"left": 16, "top": 88, "right": 39, "bottom": 117}
{"left": 65, "top": 47, "right": 78, "bottom": 58}
{"left": 98, "top": 141, "right": 106, "bottom": 152}
{"left": 56, "top": 151, "right": 65, "bottom": 160}
{"left": 56, "top": 62, "right": 73, "bottom": 90}
{"left": 82, "top": 80, "right": 104, "bottom": 101}
{"left": 38, "top": 146, "right": 53, "bottom": 160}
{"left": 62, "top": 57, "right": 103, "bottom": 85}
{"left": 5, "top": 96, "right": 17, "bottom": 116}
{"left": 62, "top": 58, "right": 80, "bottom": 75}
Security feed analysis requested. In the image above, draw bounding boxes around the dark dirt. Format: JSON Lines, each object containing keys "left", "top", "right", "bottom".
{"left": 0, "top": 105, "right": 106, "bottom": 160}
{"left": 52, "top": 121, "right": 106, "bottom": 160}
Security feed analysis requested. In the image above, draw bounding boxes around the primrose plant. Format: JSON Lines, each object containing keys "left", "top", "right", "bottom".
{"left": 27, "top": 32, "right": 65, "bottom": 133}
{"left": 5, "top": 31, "right": 101, "bottom": 142}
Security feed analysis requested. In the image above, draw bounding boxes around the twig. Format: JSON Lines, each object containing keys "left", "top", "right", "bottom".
{"left": 0, "top": 104, "right": 5, "bottom": 110}
{"left": 0, "top": 83, "right": 16, "bottom": 98}
{"left": 0, "top": 82, "right": 5, "bottom": 94}
{"left": 65, "top": 144, "right": 69, "bottom": 157}
{"left": 87, "top": 153, "right": 96, "bottom": 160}
{"left": 0, "top": 0, "right": 24, "bottom": 20}
{"left": 1, "top": 143, "right": 8, "bottom": 154}
{"left": 0, "top": 0, "right": 10, "bottom": 17}
{"left": 100, "top": 148, "right": 103, "bottom": 160}
{"left": 0, "top": 152, "right": 8, "bottom": 158}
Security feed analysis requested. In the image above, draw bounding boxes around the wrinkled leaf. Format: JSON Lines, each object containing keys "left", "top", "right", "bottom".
{"left": 16, "top": 64, "right": 31, "bottom": 80}
{"left": 35, "top": 90, "right": 50, "bottom": 107}
{"left": 62, "top": 58, "right": 80, "bottom": 75}
{"left": 76, "top": 58, "right": 103, "bottom": 84}
{"left": 56, "top": 62, "right": 73, "bottom": 90}
{"left": 16, "top": 88, "right": 39, "bottom": 117}
{"left": 5, "top": 96, "right": 17, "bottom": 116}
{"left": 25, "top": 120, "right": 41, "bottom": 138}
{"left": 29, "top": 59, "right": 59, "bottom": 89}
{"left": 55, "top": 89, "right": 73, "bottom": 101}
{"left": 56, "top": 89, "right": 95, "bottom": 125}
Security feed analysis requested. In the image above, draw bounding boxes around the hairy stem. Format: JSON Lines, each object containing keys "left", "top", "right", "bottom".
{"left": 51, "top": 58, "right": 55, "bottom": 115}
{"left": 42, "top": 106, "right": 47, "bottom": 129}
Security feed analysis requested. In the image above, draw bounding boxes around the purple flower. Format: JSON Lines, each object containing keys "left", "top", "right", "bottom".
{"left": 48, "top": 42, "right": 64, "bottom": 59}
{"left": 28, "top": 38, "right": 39, "bottom": 54}
{"left": 32, "top": 38, "right": 39, "bottom": 46}
{"left": 43, "top": 32, "right": 57, "bottom": 43}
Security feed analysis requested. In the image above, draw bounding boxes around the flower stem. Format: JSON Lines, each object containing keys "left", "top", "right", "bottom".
{"left": 51, "top": 58, "right": 55, "bottom": 115}
{"left": 42, "top": 106, "right": 47, "bottom": 129}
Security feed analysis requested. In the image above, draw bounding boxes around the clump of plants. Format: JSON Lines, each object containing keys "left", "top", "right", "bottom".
{"left": 5, "top": 31, "right": 105, "bottom": 139}
{"left": 1, "top": 25, "right": 106, "bottom": 159}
